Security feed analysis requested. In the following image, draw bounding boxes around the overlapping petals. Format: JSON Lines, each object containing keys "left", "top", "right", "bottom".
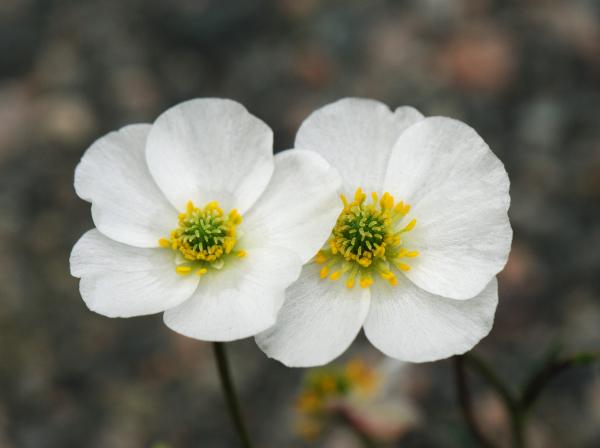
{"left": 295, "top": 98, "right": 423, "bottom": 192}
{"left": 163, "top": 247, "right": 302, "bottom": 341}
{"left": 242, "top": 149, "right": 342, "bottom": 263}
{"left": 256, "top": 264, "right": 371, "bottom": 367}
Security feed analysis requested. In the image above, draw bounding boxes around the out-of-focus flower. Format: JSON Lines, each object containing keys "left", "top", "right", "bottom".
{"left": 257, "top": 98, "right": 512, "bottom": 366}
{"left": 294, "top": 358, "right": 420, "bottom": 443}
{"left": 70, "top": 98, "right": 341, "bottom": 341}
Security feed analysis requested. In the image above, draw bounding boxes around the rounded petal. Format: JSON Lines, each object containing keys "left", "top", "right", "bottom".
{"left": 364, "top": 276, "right": 498, "bottom": 363}
{"left": 74, "top": 125, "right": 178, "bottom": 247}
{"left": 242, "top": 149, "right": 342, "bottom": 263}
{"left": 70, "top": 229, "right": 199, "bottom": 318}
{"left": 384, "top": 117, "right": 512, "bottom": 299}
{"left": 146, "top": 98, "right": 274, "bottom": 213}
{"left": 163, "top": 247, "right": 302, "bottom": 342}
{"left": 255, "top": 264, "right": 371, "bottom": 367}
{"left": 295, "top": 98, "right": 424, "bottom": 192}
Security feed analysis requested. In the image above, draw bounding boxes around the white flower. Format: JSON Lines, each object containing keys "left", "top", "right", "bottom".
{"left": 70, "top": 98, "right": 341, "bottom": 341}
{"left": 256, "top": 98, "right": 512, "bottom": 366}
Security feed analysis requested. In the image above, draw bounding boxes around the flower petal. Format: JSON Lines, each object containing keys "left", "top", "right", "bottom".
{"left": 295, "top": 98, "right": 423, "bottom": 192}
{"left": 145, "top": 98, "right": 274, "bottom": 213}
{"left": 364, "top": 276, "right": 498, "bottom": 363}
{"left": 70, "top": 229, "right": 199, "bottom": 317}
{"left": 163, "top": 247, "right": 302, "bottom": 342}
{"left": 74, "top": 125, "right": 178, "bottom": 247}
{"left": 384, "top": 117, "right": 512, "bottom": 299}
{"left": 255, "top": 264, "right": 371, "bottom": 367}
{"left": 242, "top": 149, "right": 342, "bottom": 263}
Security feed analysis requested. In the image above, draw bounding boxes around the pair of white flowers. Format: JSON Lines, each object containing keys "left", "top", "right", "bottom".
{"left": 70, "top": 98, "right": 512, "bottom": 367}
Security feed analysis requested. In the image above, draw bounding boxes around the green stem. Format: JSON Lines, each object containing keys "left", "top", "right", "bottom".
{"left": 520, "top": 352, "right": 600, "bottom": 411}
{"left": 461, "top": 351, "right": 600, "bottom": 448}
{"left": 453, "top": 356, "right": 496, "bottom": 448}
{"left": 212, "top": 342, "right": 254, "bottom": 448}
{"left": 464, "top": 353, "right": 524, "bottom": 448}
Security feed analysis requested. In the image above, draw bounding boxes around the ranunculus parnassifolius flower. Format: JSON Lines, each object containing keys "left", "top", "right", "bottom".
{"left": 256, "top": 98, "right": 512, "bottom": 366}
{"left": 70, "top": 98, "right": 342, "bottom": 341}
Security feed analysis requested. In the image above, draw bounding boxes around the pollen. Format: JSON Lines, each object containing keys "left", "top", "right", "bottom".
{"left": 314, "top": 188, "right": 418, "bottom": 288}
{"left": 160, "top": 200, "right": 244, "bottom": 276}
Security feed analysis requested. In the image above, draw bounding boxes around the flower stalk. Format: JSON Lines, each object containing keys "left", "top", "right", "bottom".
{"left": 453, "top": 356, "right": 496, "bottom": 448}
{"left": 455, "top": 351, "right": 600, "bottom": 448}
{"left": 213, "top": 342, "right": 254, "bottom": 448}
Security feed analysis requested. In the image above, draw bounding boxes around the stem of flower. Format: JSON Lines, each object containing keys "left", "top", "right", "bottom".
{"left": 212, "top": 342, "right": 254, "bottom": 448}
{"left": 457, "top": 350, "right": 600, "bottom": 448}
{"left": 453, "top": 356, "right": 496, "bottom": 448}
{"left": 463, "top": 353, "right": 525, "bottom": 448}
{"left": 520, "top": 352, "right": 600, "bottom": 411}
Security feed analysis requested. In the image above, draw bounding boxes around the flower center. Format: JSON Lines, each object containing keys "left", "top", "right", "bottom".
{"left": 159, "top": 200, "right": 246, "bottom": 276}
{"left": 315, "top": 188, "right": 418, "bottom": 288}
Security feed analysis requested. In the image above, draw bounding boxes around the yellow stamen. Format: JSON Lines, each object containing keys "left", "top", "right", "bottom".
{"left": 313, "top": 187, "right": 419, "bottom": 288}
{"left": 176, "top": 266, "right": 192, "bottom": 275}
{"left": 161, "top": 200, "right": 245, "bottom": 278}
{"left": 401, "top": 218, "right": 417, "bottom": 233}
{"left": 340, "top": 194, "right": 349, "bottom": 210}
{"left": 397, "top": 262, "right": 411, "bottom": 272}
{"left": 354, "top": 187, "right": 366, "bottom": 204}
{"left": 314, "top": 251, "right": 327, "bottom": 264}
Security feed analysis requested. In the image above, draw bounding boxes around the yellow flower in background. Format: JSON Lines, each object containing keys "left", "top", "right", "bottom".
{"left": 294, "top": 358, "right": 420, "bottom": 443}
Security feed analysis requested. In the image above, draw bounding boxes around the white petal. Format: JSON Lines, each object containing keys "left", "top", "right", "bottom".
{"left": 74, "top": 125, "right": 178, "bottom": 247}
{"left": 295, "top": 98, "right": 424, "bottom": 192}
{"left": 163, "top": 247, "right": 302, "bottom": 342}
{"left": 146, "top": 98, "right": 274, "bottom": 213}
{"left": 70, "top": 229, "right": 199, "bottom": 318}
{"left": 255, "top": 264, "right": 371, "bottom": 367}
{"left": 242, "top": 149, "right": 342, "bottom": 263}
{"left": 364, "top": 276, "right": 498, "bottom": 363}
{"left": 384, "top": 117, "right": 512, "bottom": 299}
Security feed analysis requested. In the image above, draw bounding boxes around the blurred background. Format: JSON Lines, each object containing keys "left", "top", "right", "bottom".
{"left": 1, "top": 0, "right": 599, "bottom": 446}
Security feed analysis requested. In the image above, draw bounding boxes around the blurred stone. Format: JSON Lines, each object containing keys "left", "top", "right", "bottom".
{"left": 109, "top": 66, "right": 161, "bottom": 119}
{"left": 561, "top": 287, "right": 600, "bottom": 351}
{"left": 292, "top": 47, "right": 336, "bottom": 88}
{"left": 587, "top": 378, "right": 600, "bottom": 427}
{"left": 35, "top": 93, "right": 97, "bottom": 146}
{"left": 528, "top": 1, "right": 600, "bottom": 69}
{"left": 0, "top": 82, "right": 35, "bottom": 161}
{"left": 436, "top": 24, "right": 517, "bottom": 92}
{"left": 33, "top": 39, "right": 83, "bottom": 88}
{"left": 277, "top": 0, "right": 319, "bottom": 19}
{"left": 498, "top": 241, "right": 544, "bottom": 301}
{"left": 517, "top": 97, "right": 566, "bottom": 150}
